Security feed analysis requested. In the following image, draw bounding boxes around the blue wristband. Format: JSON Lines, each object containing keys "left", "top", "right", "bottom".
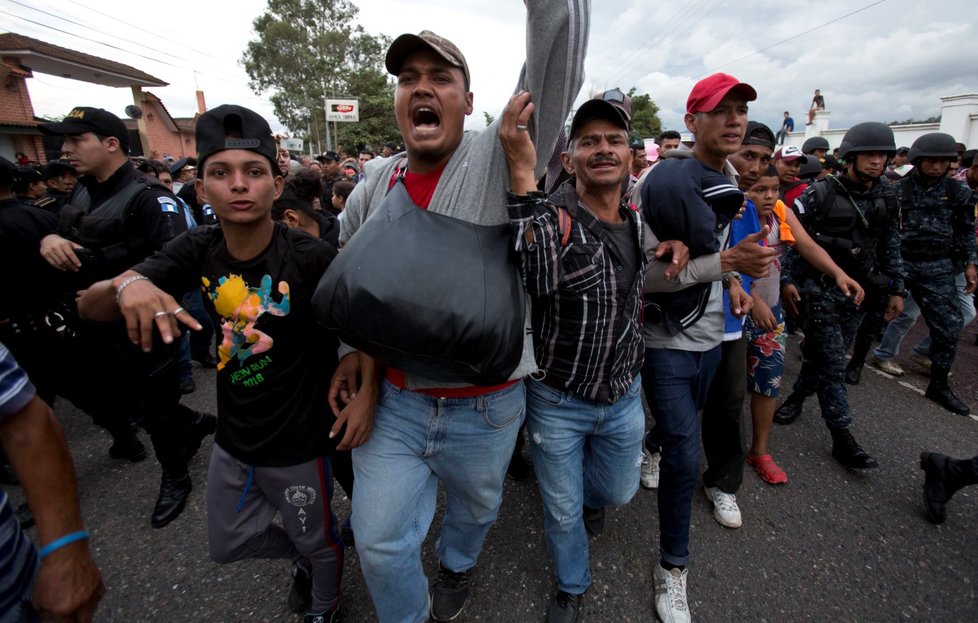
{"left": 37, "top": 530, "right": 89, "bottom": 560}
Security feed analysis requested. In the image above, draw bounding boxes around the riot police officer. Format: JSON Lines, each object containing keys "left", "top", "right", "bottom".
{"left": 801, "top": 136, "right": 830, "bottom": 160}
{"left": 37, "top": 107, "right": 214, "bottom": 528}
{"left": 775, "top": 122, "right": 905, "bottom": 469}
{"left": 890, "top": 133, "right": 977, "bottom": 414}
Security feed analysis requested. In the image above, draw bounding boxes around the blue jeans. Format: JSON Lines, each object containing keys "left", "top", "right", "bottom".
{"left": 875, "top": 271, "right": 977, "bottom": 361}
{"left": 526, "top": 376, "right": 644, "bottom": 594}
{"left": 642, "top": 346, "right": 721, "bottom": 567}
{"left": 351, "top": 380, "right": 525, "bottom": 623}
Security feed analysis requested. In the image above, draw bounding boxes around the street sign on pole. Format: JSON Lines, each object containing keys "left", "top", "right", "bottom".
{"left": 280, "top": 138, "right": 303, "bottom": 152}
{"left": 326, "top": 98, "right": 359, "bottom": 122}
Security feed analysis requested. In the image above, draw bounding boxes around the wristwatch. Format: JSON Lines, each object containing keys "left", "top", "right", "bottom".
{"left": 721, "top": 271, "right": 742, "bottom": 290}
{"left": 889, "top": 289, "right": 909, "bottom": 299}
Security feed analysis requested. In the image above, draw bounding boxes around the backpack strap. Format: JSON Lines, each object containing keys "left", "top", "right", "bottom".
{"left": 555, "top": 205, "right": 572, "bottom": 247}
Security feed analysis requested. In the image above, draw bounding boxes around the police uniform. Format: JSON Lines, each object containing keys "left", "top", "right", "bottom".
{"left": 0, "top": 196, "right": 63, "bottom": 402}
{"left": 891, "top": 171, "right": 976, "bottom": 411}
{"left": 39, "top": 106, "right": 213, "bottom": 528}
{"left": 60, "top": 162, "right": 216, "bottom": 522}
{"left": 779, "top": 171, "right": 904, "bottom": 467}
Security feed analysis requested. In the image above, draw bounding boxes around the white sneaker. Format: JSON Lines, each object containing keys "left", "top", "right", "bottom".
{"left": 641, "top": 447, "right": 660, "bottom": 489}
{"left": 653, "top": 562, "right": 690, "bottom": 623}
{"left": 704, "top": 486, "right": 742, "bottom": 529}
{"left": 871, "top": 356, "right": 905, "bottom": 376}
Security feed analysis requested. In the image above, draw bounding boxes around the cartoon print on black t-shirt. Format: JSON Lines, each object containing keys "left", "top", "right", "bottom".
{"left": 202, "top": 273, "right": 291, "bottom": 371}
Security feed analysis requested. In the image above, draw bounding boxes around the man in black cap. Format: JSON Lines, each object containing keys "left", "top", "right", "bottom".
{"left": 12, "top": 166, "right": 46, "bottom": 206}
{"left": 39, "top": 160, "right": 77, "bottom": 213}
{"left": 317, "top": 151, "right": 345, "bottom": 215}
{"left": 170, "top": 157, "right": 196, "bottom": 194}
{"left": 333, "top": 3, "right": 589, "bottom": 620}
{"left": 36, "top": 106, "right": 214, "bottom": 529}
{"left": 499, "top": 89, "right": 650, "bottom": 622}
{"left": 79, "top": 103, "right": 355, "bottom": 623}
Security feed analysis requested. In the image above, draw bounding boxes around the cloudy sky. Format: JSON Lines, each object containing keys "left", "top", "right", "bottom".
{"left": 5, "top": 0, "right": 973, "bottom": 142}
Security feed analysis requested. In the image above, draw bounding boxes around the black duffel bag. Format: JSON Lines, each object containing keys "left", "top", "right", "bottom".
{"left": 313, "top": 179, "right": 525, "bottom": 386}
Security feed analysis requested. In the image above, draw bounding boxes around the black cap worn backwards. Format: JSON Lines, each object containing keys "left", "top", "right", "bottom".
{"left": 38, "top": 107, "right": 130, "bottom": 149}
{"left": 742, "top": 121, "right": 775, "bottom": 149}
{"left": 195, "top": 104, "right": 279, "bottom": 173}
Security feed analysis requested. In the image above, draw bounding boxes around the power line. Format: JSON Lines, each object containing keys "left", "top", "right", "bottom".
{"left": 602, "top": 0, "right": 715, "bottom": 89}
{"left": 5, "top": 0, "right": 213, "bottom": 70}
{"left": 0, "top": 9, "right": 185, "bottom": 69}
{"left": 605, "top": 0, "right": 890, "bottom": 103}
{"left": 68, "top": 0, "right": 224, "bottom": 62}
{"left": 1, "top": 0, "right": 249, "bottom": 85}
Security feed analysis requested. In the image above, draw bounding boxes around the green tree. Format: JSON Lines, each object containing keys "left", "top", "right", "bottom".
{"left": 242, "top": 0, "right": 400, "bottom": 152}
{"left": 627, "top": 87, "right": 662, "bottom": 140}
{"left": 483, "top": 111, "right": 496, "bottom": 127}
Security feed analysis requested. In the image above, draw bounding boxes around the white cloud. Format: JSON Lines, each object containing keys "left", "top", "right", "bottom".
{"left": 6, "top": 0, "right": 975, "bottom": 145}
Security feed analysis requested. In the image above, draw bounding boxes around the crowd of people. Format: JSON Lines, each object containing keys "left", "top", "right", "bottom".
{"left": 2, "top": 3, "right": 977, "bottom": 622}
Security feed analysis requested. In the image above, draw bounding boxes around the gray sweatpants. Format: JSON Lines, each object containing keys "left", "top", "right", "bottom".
{"left": 206, "top": 443, "right": 343, "bottom": 612}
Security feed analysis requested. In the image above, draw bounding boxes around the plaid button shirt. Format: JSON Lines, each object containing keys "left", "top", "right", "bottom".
{"left": 509, "top": 182, "right": 646, "bottom": 403}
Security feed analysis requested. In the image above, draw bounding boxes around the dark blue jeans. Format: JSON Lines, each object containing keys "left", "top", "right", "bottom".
{"left": 642, "top": 346, "right": 721, "bottom": 567}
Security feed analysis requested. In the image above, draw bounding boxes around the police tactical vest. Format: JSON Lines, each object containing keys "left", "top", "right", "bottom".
{"left": 802, "top": 175, "right": 893, "bottom": 278}
{"left": 60, "top": 170, "right": 172, "bottom": 275}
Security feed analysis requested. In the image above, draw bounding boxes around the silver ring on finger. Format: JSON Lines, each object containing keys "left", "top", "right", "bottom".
{"left": 516, "top": 124, "right": 528, "bottom": 131}
{"left": 171, "top": 307, "right": 186, "bottom": 315}
{"left": 153, "top": 311, "right": 169, "bottom": 319}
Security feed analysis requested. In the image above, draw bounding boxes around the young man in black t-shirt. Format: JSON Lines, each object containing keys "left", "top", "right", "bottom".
{"left": 79, "top": 105, "right": 374, "bottom": 623}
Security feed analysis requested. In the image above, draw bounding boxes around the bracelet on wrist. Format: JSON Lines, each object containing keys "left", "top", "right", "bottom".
{"left": 38, "top": 530, "right": 89, "bottom": 560}
{"left": 115, "top": 275, "right": 150, "bottom": 306}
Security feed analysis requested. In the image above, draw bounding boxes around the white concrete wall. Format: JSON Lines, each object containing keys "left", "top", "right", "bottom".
{"left": 780, "top": 92, "right": 977, "bottom": 152}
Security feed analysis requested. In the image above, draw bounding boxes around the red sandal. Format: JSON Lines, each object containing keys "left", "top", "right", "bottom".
{"left": 747, "top": 454, "right": 788, "bottom": 485}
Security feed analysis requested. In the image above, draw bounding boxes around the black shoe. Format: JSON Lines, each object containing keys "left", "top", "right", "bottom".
{"left": 288, "top": 562, "right": 313, "bottom": 613}
{"left": 844, "top": 363, "right": 862, "bottom": 385}
{"left": 430, "top": 564, "right": 471, "bottom": 621}
{"left": 194, "top": 354, "right": 219, "bottom": 368}
{"left": 773, "top": 394, "right": 804, "bottom": 425}
{"left": 920, "top": 452, "right": 953, "bottom": 524}
{"left": 185, "top": 412, "right": 217, "bottom": 461}
{"left": 547, "top": 590, "right": 583, "bottom": 623}
{"left": 925, "top": 383, "right": 970, "bottom": 416}
{"left": 830, "top": 428, "right": 878, "bottom": 469}
{"left": 15, "top": 503, "right": 34, "bottom": 529}
{"left": 582, "top": 505, "right": 605, "bottom": 536}
{"left": 108, "top": 429, "right": 148, "bottom": 463}
{"left": 339, "top": 516, "right": 355, "bottom": 548}
{"left": 151, "top": 472, "right": 192, "bottom": 528}
{"left": 303, "top": 609, "right": 342, "bottom": 623}
{"left": 179, "top": 378, "right": 196, "bottom": 394}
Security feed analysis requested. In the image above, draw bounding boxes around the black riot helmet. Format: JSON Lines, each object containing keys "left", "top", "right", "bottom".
{"left": 907, "top": 132, "right": 958, "bottom": 164}
{"left": 802, "top": 136, "right": 830, "bottom": 155}
{"left": 838, "top": 122, "right": 895, "bottom": 159}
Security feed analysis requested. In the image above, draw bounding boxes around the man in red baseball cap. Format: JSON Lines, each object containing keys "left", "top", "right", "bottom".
{"left": 640, "top": 71, "right": 774, "bottom": 623}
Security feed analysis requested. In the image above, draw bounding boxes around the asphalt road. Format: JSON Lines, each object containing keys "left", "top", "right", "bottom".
{"left": 10, "top": 321, "right": 978, "bottom": 622}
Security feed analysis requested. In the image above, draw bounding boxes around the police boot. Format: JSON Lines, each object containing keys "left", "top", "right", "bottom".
{"left": 108, "top": 421, "right": 148, "bottom": 463}
{"left": 151, "top": 470, "right": 192, "bottom": 529}
{"left": 830, "top": 428, "right": 878, "bottom": 469}
{"left": 773, "top": 393, "right": 805, "bottom": 425}
{"left": 844, "top": 361, "right": 863, "bottom": 385}
{"left": 925, "top": 366, "right": 970, "bottom": 416}
{"left": 920, "top": 452, "right": 978, "bottom": 524}
{"left": 845, "top": 342, "right": 871, "bottom": 385}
